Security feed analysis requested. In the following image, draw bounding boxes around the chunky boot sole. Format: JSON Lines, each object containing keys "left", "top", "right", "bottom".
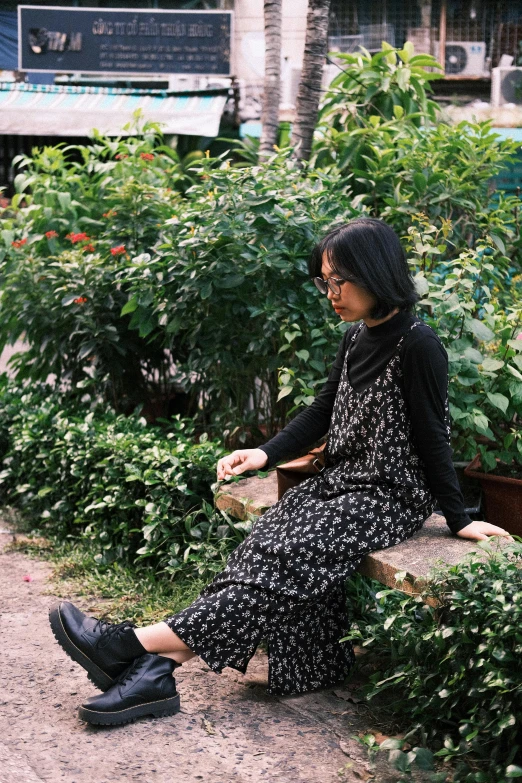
{"left": 78, "top": 693, "right": 181, "bottom": 726}
{"left": 49, "top": 602, "right": 114, "bottom": 692}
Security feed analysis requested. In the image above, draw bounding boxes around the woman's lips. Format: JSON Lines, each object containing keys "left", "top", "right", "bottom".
{"left": 333, "top": 306, "right": 344, "bottom": 312}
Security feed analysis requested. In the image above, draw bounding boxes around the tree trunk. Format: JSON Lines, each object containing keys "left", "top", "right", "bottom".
{"left": 259, "top": 0, "right": 283, "bottom": 158}
{"left": 291, "top": 0, "right": 331, "bottom": 162}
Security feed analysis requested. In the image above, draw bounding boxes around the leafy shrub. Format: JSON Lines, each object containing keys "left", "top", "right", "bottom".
{"left": 345, "top": 542, "right": 522, "bottom": 782}
{"left": 0, "top": 377, "right": 248, "bottom": 578}
{"left": 316, "top": 43, "right": 521, "bottom": 260}
{"left": 119, "top": 149, "right": 356, "bottom": 436}
{"left": 0, "top": 118, "right": 184, "bottom": 410}
{"left": 404, "top": 218, "right": 522, "bottom": 468}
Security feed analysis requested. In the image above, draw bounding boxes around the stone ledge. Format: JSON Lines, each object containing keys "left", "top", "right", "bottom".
{"left": 215, "top": 472, "right": 498, "bottom": 592}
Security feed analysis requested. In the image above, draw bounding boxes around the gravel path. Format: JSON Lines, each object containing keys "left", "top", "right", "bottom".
{"left": 0, "top": 530, "right": 405, "bottom": 783}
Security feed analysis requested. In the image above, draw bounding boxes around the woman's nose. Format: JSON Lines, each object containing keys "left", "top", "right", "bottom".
{"left": 326, "top": 286, "right": 338, "bottom": 301}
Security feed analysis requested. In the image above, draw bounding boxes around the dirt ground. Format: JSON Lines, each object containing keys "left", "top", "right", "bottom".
{"left": 0, "top": 529, "right": 412, "bottom": 783}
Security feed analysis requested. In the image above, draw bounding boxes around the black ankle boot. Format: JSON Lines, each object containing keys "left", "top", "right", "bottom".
{"left": 78, "top": 654, "right": 181, "bottom": 726}
{"left": 49, "top": 601, "right": 147, "bottom": 691}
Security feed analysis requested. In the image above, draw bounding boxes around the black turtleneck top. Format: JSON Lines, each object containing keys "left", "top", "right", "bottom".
{"left": 259, "top": 311, "right": 472, "bottom": 535}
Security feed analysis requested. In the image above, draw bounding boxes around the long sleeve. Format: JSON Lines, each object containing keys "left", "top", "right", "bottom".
{"left": 401, "top": 332, "right": 473, "bottom": 535}
{"left": 259, "top": 329, "right": 352, "bottom": 468}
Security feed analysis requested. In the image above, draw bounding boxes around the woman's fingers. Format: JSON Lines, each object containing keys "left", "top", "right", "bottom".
{"left": 482, "top": 523, "right": 514, "bottom": 542}
{"left": 217, "top": 452, "right": 246, "bottom": 479}
{"left": 457, "top": 520, "right": 514, "bottom": 542}
{"left": 216, "top": 449, "right": 268, "bottom": 480}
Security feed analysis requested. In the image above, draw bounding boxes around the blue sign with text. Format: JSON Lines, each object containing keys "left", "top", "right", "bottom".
{"left": 18, "top": 6, "right": 232, "bottom": 75}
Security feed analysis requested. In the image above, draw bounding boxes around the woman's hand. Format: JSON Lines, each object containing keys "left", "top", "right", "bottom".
{"left": 456, "top": 520, "right": 514, "bottom": 542}
{"left": 216, "top": 448, "right": 269, "bottom": 480}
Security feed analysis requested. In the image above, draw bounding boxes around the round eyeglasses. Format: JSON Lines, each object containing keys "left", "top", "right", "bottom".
{"left": 313, "top": 276, "right": 346, "bottom": 296}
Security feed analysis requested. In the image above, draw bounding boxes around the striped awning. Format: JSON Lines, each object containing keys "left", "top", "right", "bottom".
{"left": 0, "top": 82, "right": 227, "bottom": 137}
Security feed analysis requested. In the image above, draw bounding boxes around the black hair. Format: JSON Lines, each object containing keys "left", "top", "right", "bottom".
{"left": 309, "top": 218, "right": 419, "bottom": 319}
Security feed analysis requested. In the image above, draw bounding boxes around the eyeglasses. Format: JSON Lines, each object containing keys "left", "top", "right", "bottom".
{"left": 313, "top": 276, "right": 346, "bottom": 296}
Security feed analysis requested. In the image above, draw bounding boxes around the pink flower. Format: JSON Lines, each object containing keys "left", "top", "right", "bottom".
{"left": 22, "top": 574, "right": 33, "bottom": 582}
{"left": 516, "top": 332, "right": 522, "bottom": 340}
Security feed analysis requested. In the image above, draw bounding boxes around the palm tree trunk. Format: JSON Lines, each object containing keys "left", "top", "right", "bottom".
{"left": 291, "top": 0, "right": 331, "bottom": 162}
{"left": 259, "top": 0, "right": 282, "bottom": 158}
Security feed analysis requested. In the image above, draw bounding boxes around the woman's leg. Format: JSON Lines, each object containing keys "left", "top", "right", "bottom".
{"left": 134, "top": 623, "right": 197, "bottom": 665}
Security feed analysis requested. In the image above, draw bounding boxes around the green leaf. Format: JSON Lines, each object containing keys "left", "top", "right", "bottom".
{"left": 414, "top": 273, "right": 429, "bottom": 296}
{"left": 464, "top": 347, "right": 483, "bottom": 364}
{"left": 200, "top": 282, "right": 212, "bottom": 299}
{"left": 411, "top": 747, "right": 434, "bottom": 771}
{"left": 487, "top": 392, "right": 509, "bottom": 414}
{"left": 57, "top": 192, "right": 72, "bottom": 211}
{"left": 505, "top": 765, "right": 522, "bottom": 778}
{"left": 37, "top": 486, "right": 53, "bottom": 497}
{"left": 61, "top": 294, "right": 78, "bottom": 307}
{"left": 490, "top": 234, "right": 505, "bottom": 254}
{"left": 214, "top": 274, "right": 245, "bottom": 289}
{"left": 121, "top": 296, "right": 138, "bottom": 316}
{"left": 413, "top": 172, "right": 427, "bottom": 192}
{"left": 389, "top": 750, "right": 411, "bottom": 773}
{"left": 507, "top": 364, "right": 522, "bottom": 382}
{"left": 399, "top": 40, "right": 414, "bottom": 63}
{"left": 379, "top": 738, "right": 404, "bottom": 750}
{"left": 277, "top": 386, "right": 293, "bottom": 402}
{"left": 295, "top": 350, "right": 309, "bottom": 361}
{"left": 498, "top": 713, "right": 516, "bottom": 730}
{"left": 482, "top": 358, "right": 504, "bottom": 372}
{"left": 469, "top": 319, "right": 495, "bottom": 342}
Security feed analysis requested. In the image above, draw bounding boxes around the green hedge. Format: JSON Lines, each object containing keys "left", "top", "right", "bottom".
{"left": 0, "top": 377, "right": 249, "bottom": 579}
{"left": 346, "top": 547, "right": 522, "bottom": 782}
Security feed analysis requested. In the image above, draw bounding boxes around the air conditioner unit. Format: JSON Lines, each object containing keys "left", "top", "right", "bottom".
{"left": 328, "top": 35, "right": 365, "bottom": 55}
{"left": 280, "top": 66, "right": 302, "bottom": 108}
{"left": 491, "top": 66, "right": 522, "bottom": 106}
{"left": 434, "top": 41, "right": 487, "bottom": 76}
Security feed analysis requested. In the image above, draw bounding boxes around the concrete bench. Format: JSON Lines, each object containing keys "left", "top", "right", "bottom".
{"left": 215, "top": 472, "right": 495, "bottom": 593}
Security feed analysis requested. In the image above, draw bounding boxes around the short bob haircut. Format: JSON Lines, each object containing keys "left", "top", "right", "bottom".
{"left": 309, "top": 218, "right": 419, "bottom": 320}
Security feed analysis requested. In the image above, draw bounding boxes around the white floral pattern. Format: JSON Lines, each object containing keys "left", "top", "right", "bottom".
{"left": 166, "top": 320, "right": 446, "bottom": 695}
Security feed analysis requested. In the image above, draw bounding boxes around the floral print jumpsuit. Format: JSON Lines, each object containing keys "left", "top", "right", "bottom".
{"left": 167, "top": 321, "right": 444, "bottom": 695}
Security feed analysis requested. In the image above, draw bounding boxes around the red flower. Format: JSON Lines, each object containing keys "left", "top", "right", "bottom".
{"left": 140, "top": 152, "right": 154, "bottom": 161}
{"left": 11, "top": 238, "right": 27, "bottom": 248}
{"left": 115, "top": 154, "right": 128, "bottom": 160}
{"left": 103, "top": 210, "right": 118, "bottom": 218}
{"left": 45, "top": 230, "right": 58, "bottom": 239}
{"left": 73, "top": 297, "right": 88, "bottom": 305}
{"left": 83, "top": 244, "right": 96, "bottom": 253}
{"left": 110, "top": 245, "right": 126, "bottom": 256}
{"left": 66, "top": 232, "right": 90, "bottom": 244}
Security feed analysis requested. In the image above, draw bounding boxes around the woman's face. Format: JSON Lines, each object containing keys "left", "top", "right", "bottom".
{"left": 321, "top": 253, "right": 377, "bottom": 324}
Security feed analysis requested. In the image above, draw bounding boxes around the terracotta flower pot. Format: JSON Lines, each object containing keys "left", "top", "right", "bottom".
{"left": 464, "top": 455, "right": 522, "bottom": 535}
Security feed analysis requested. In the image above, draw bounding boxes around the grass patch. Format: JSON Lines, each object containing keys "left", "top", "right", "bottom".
{"left": 8, "top": 532, "right": 206, "bottom": 624}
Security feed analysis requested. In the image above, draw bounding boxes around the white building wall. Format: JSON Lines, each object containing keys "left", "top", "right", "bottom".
{"left": 232, "top": 0, "right": 308, "bottom": 117}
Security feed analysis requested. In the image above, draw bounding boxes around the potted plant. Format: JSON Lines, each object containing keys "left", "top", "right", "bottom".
{"left": 464, "top": 429, "right": 522, "bottom": 533}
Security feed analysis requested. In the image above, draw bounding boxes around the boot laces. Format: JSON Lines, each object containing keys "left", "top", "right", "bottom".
{"left": 93, "top": 619, "right": 136, "bottom": 647}
{"left": 116, "top": 656, "right": 144, "bottom": 688}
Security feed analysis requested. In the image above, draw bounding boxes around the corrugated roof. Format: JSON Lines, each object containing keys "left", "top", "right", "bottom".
{"left": 0, "top": 82, "right": 227, "bottom": 137}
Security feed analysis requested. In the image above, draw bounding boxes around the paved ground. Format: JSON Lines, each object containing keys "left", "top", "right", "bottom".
{"left": 1, "top": 529, "right": 416, "bottom": 783}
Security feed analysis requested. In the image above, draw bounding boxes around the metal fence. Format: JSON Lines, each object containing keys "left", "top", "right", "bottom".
{"left": 328, "top": 1, "right": 522, "bottom": 73}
